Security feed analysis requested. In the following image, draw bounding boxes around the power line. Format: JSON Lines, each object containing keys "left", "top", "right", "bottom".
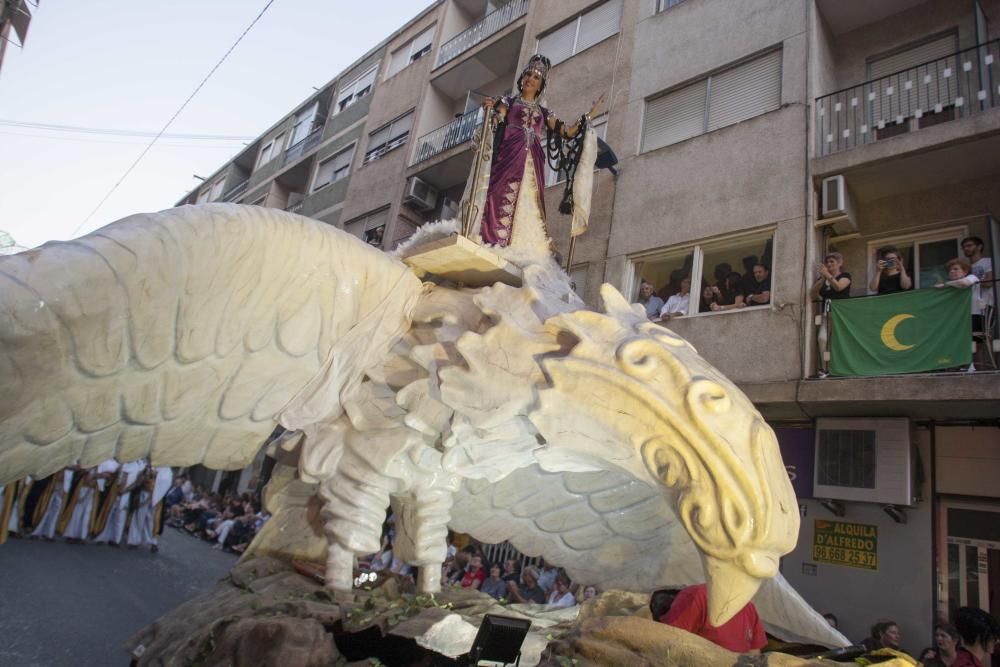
{"left": 0, "top": 130, "right": 244, "bottom": 149}
{"left": 0, "top": 119, "right": 255, "bottom": 141}
{"left": 71, "top": 0, "right": 276, "bottom": 239}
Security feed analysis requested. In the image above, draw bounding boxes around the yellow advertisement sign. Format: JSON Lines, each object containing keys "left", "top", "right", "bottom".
{"left": 812, "top": 520, "right": 878, "bottom": 570}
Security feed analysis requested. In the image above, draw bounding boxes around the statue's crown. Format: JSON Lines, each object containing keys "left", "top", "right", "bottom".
{"left": 524, "top": 54, "right": 551, "bottom": 79}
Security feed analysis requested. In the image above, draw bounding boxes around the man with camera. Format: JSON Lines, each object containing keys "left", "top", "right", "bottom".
{"left": 869, "top": 246, "right": 912, "bottom": 295}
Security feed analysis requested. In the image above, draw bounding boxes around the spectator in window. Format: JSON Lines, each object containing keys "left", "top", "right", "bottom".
{"left": 745, "top": 263, "right": 771, "bottom": 306}
{"left": 869, "top": 246, "right": 912, "bottom": 294}
{"left": 711, "top": 272, "right": 747, "bottom": 312}
{"left": 659, "top": 276, "right": 691, "bottom": 321}
{"left": 961, "top": 236, "right": 993, "bottom": 309}
{"left": 506, "top": 565, "right": 546, "bottom": 604}
{"left": 662, "top": 583, "right": 767, "bottom": 654}
{"left": 700, "top": 285, "right": 722, "bottom": 312}
{"left": 636, "top": 280, "right": 665, "bottom": 320}
{"left": 937, "top": 258, "right": 983, "bottom": 326}
{"left": 481, "top": 562, "right": 507, "bottom": 600}
{"left": 810, "top": 252, "right": 851, "bottom": 303}
{"left": 952, "top": 606, "right": 1000, "bottom": 667}
{"left": 546, "top": 573, "right": 577, "bottom": 608}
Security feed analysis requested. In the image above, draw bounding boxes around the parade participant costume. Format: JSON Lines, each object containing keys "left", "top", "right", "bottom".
{"left": 62, "top": 470, "right": 98, "bottom": 542}
{"left": 55, "top": 468, "right": 87, "bottom": 536}
{"left": 149, "top": 466, "right": 174, "bottom": 552}
{"left": 30, "top": 469, "right": 73, "bottom": 540}
{"left": 89, "top": 459, "right": 121, "bottom": 539}
{"left": 478, "top": 54, "right": 593, "bottom": 252}
{"left": 95, "top": 460, "right": 144, "bottom": 545}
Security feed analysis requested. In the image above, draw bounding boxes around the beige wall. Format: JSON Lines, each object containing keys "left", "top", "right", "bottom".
{"left": 936, "top": 425, "right": 1000, "bottom": 497}
{"left": 782, "top": 425, "right": 934, "bottom": 652}
{"left": 817, "top": 0, "right": 981, "bottom": 95}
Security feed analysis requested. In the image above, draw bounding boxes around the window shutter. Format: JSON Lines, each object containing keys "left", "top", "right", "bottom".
{"left": 410, "top": 27, "right": 434, "bottom": 60}
{"left": 576, "top": 0, "right": 622, "bottom": 54}
{"left": 368, "top": 126, "right": 390, "bottom": 151}
{"left": 332, "top": 147, "right": 352, "bottom": 173}
{"left": 539, "top": 21, "right": 576, "bottom": 66}
{"left": 391, "top": 112, "right": 414, "bottom": 141}
{"left": 642, "top": 80, "right": 707, "bottom": 152}
{"left": 867, "top": 34, "right": 958, "bottom": 80}
{"left": 345, "top": 218, "right": 366, "bottom": 239}
{"left": 707, "top": 49, "right": 782, "bottom": 132}
{"left": 867, "top": 34, "right": 958, "bottom": 124}
{"left": 387, "top": 46, "right": 409, "bottom": 78}
{"left": 315, "top": 159, "right": 336, "bottom": 189}
{"left": 366, "top": 208, "right": 389, "bottom": 232}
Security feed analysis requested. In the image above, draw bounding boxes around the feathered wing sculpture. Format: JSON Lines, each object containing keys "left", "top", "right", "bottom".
{"left": 0, "top": 205, "right": 846, "bottom": 648}
{"left": 0, "top": 204, "right": 422, "bottom": 483}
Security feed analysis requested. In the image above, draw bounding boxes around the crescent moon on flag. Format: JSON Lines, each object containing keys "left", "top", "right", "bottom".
{"left": 880, "top": 313, "right": 915, "bottom": 351}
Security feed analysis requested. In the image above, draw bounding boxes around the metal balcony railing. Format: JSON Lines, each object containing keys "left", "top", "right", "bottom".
{"left": 410, "top": 107, "right": 484, "bottom": 166}
{"left": 435, "top": 0, "right": 528, "bottom": 68}
{"left": 816, "top": 39, "right": 1000, "bottom": 157}
{"left": 283, "top": 128, "right": 323, "bottom": 166}
{"left": 222, "top": 179, "right": 249, "bottom": 202}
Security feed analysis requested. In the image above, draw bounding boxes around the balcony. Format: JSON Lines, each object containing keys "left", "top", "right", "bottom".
{"left": 222, "top": 178, "right": 249, "bottom": 203}
{"left": 435, "top": 0, "right": 528, "bottom": 69}
{"left": 410, "top": 107, "right": 483, "bottom": 166}
{"left": 283, "top": 128, "right": 323, "bottom": 166}
{"left": 816, "top": 39, "right": 1000, "bottom": 157}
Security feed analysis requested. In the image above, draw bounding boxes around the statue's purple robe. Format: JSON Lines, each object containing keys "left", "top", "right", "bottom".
{"left": 479, "top": 96, "right": 550, "bottom": 246}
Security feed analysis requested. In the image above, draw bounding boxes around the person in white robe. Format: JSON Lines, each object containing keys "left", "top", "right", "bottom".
{"left": 62, "top": 469, "right": 98, "bottom": 543}
{"left": 31, "top": 469, "right": 73, "bottom": 541}
{"left": 95, "top": 460, "right": 144, "bottom": 546}
{"left": 126, "top": 465, "right": 155, "bottom": 549}
{"left": 148, "top": 467, "right": 174, "bottom": 553}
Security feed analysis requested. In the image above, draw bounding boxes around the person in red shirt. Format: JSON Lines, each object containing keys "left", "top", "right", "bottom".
{"left": 952, "top": 606, "right": 999, "bottom": 667}
{"left": 661, "top": 583, "right": 767, "bottom": 654}
{"left": 460, "top": 553, "right": 486, "bottom": 590}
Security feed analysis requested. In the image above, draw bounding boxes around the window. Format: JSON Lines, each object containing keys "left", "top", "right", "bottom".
{"left": 545, "top": 114, "right": 608, "bottom": 187}
{"left": 866, "top": 33, "right": 959, "bottom": 130}
{"left": 631, "top": 231, "right": 774, "bottom": 317}
{"left": 195, "top": 188, "right": 211, "bottom": 205}
{"left": 642, "top": 48, "right": 782, "bottom": 152}
{"left": 313, "top": 145, "right": 354, "bottom": 191}
{"left": 344, "top": 207, "right": 389, "bottom": 249}
{"left": 364, "top": 111, "right": 414, "bottom": 163}
{"left": 537, "top": 0, "right": 622, "bottom": 67}
{"left": 255, "top": 132, "right": 285, "bottom": 169}
{"left": 656, "top": 0, "right": 688, "bottom": 12}
{"left": 208, "top": 177, "right": 226, "bottom": 201}
{"left": 386, "top": 25, "right": 434, "bottom": 78}
{"left": 392, "top": 218, "right": 419, "bottom": 249}
{"left": 866, "top": 227, "right": 966, "bottom": 293}
{"left": 289, "top": 103, "right": 319, "bottom": 147}
{"left": 334, "top": 65, "right": 378, "bottom": 115}
{"left": 569, "top": 263, "right": 589, "bottom": 297}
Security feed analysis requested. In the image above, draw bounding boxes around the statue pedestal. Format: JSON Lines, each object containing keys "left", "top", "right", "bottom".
{"left": 400, "top": 234, "right": 522, "bottom": 288}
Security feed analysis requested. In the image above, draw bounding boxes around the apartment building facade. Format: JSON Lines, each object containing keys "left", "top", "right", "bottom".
{"left": 177, "top": 0, "right": 1000, "bottom": 649}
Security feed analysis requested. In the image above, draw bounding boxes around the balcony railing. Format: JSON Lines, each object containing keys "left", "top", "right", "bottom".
{"left": 815, "top": 39, "right": 1000, "bottom": 157}
{"left": 283, "top": 128, "right": 323, "bottom": 166}
{"left": 410, "top": 107, "right": 484, "bottom": 166}
{"left": 222, "top": 179, "right": 249, "bottom": 202}
{"left": 435, "top": 0, "right": 528, "bottom": 68}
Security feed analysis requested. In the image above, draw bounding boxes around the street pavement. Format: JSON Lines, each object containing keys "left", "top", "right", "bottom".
{"left": 0, "top": 528, "right": 237, "bottom": 666}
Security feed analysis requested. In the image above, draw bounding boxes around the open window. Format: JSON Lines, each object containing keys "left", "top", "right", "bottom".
{"left": 630, "top": 229, "right": 774, "bottom": 317}
{"left": 866, "top": 226, "right": 966, "bottom": 294}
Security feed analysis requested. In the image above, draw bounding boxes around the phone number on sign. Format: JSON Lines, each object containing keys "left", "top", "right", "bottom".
{"left": 812, "top": 545, "right": 878, "bottom": 570}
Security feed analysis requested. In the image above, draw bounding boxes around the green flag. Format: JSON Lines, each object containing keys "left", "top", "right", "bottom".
{"left": 830, "top": 288, "right": 971, "bottom": 376}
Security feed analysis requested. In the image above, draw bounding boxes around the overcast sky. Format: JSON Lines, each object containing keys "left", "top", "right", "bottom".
{"left": 0, "top": 0, "right": 430, "bottom": 249}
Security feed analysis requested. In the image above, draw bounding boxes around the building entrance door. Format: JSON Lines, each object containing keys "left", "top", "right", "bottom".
{"left": 941, "top": 501, "right": 1000, "bottom": 618}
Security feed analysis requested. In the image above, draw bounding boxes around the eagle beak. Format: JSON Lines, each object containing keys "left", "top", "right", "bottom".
{"left": 703, "top": 556, "right": 765, "bottom": 627}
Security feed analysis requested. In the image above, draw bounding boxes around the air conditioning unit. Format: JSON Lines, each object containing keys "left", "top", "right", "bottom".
{"left": 816, "top": 174, "right": 857, "bottom": 237}
{"left": 404, "top": 176, "right": 438, "bottom": 211}
{"left": 440, "top": 196, "right": 459, "bottom": 221}
{"left": 813, "top": 418, "right": 913, "bottom": 506}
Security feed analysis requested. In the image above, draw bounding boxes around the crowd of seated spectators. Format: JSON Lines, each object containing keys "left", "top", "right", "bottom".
{"left": 165, "top": 478, "right": 270, "bottom": 554}
{"left": 637, "top": 256, "right": 771, "bottom": 322}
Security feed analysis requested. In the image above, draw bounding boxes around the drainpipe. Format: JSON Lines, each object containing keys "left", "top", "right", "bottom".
{"left": 801, "top": 0, "right": 817, "bottom": 382}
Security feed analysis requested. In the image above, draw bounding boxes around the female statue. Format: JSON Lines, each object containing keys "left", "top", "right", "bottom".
{"left": 479, "top": 54, "right": 603, "bottom": 250}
